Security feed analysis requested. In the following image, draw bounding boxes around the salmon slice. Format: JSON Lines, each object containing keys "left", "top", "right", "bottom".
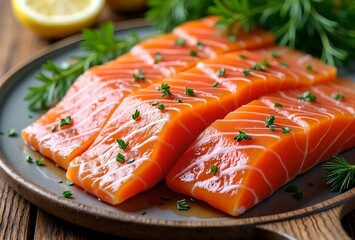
{"left": 166, "top": 79, "right": 355, "bottom": 216}
{"left": 66, "top": 47, "right": 336, "bottom": 205}
{"left": 22, "top": 17, "right": 275, "bottom": 169}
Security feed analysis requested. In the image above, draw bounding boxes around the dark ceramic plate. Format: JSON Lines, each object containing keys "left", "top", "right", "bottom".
{"left": 0, "top": 19, "right": 354, "bottom": 239}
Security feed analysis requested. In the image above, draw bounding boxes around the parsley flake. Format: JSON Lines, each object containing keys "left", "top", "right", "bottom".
{"left": 262, "top": 58, "right": 270, "bottom": 67}
{"left": 271, "top": 52, "right": 280, "bottom": 58}
{"left": 133, "top": 74, "right": 145, "bottom": 81}
{"left": 211, "top": 82, "right": 219, "bottom": 87}
{"left": 250, "top": 63, "right": 265, "bottom": 71}
{"left": 242, "top": 70, "right": 251, "bottom": 76}
{"left": 216, "top": 67, "right": 226, "bottom": 77}
{"left": 158, "top": 104, "right": 165, "bottom": 110}
{"left": 60, "top": 116, "right": 71, "bottom": 127}
{"left": 26, "top": 155, "right": 33, "bottom": 163}
{"left": 35, "top": 159, "right": 44, "bottom": 166}
{"left": 7, "top": 128, "right": 17, "bottom": 137}
{"left": 185, "top": 87, "right": 195, "bottom": 97}
{"left": 66, "top": 180, "right": 74, "bottom": 186}
{"left": 332, "top": 92, "right": 344, "bottom": 100}
{"left": 175, "top": 38, "right": 186, "bottom": 46}
{"left": 158, "top": 83, "right": 173, "bottom": 97}
{"left": 154, "top": 52, "right": 163, "bottom": 64}
{"left": 117, "top": 139, "right": 129, "bottom": 151}
{"left": 298, "top": 91, "right": 317, "bottom": 102}
{"left": 116, "top": 153, "right": 125, "bottom": 162}
{"left": 239, "top": 54, "right": 247, "bottom": 59}
{"left": 189, "top": 49, "right": 198, "bottom": 57}
{"left": 62, "top": 190, "right": 73, "bottom": 198}
{"left": 280, "top": 62, "right": 289, "bottom": 67}
{"left": 138, "top": 68, "right": 145, "bottom": 75}
{"left": 228, "top": 34, "right": 237, "bottom": 42}
{"left": 305, "top": 64, "right": 313, "bottom": 71}
{"left": 50, "top": 125, "right": 56, "bottom": 132}
{"left": 274, "top": 102, "right": 283, "bottom": 108}
{"left": 197, "top": 41, "right": 205, "bottom": 48}
{"left": 282, "top": 127, "right": 292, "bottom": 133}
{"left": 132, "top": 109, "right": 140, "bottom": 120}
{"left": 176, "top": 199, "right": 190, "bottom": 211}
{"left": 140, "top": 211, "right": 147, "bottom": 215}
{"left": 265, "top": 115, "right": 276, "bottom": 131}
{"left": 177, "top": 98, "right": 182, "bottom": 103}
{"left": 234, "top": 130, "right": 252, "bottom": 142}
{"left": 152, "top": 101, "right": 159, "bottom": 106}
{"left": 211, "top": 165, "right": 218, "bottom": 175}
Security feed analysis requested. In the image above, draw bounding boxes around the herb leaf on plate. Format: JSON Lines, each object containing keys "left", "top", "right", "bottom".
{"left": 25, "top": 23, "right": 141, "bottom": 110}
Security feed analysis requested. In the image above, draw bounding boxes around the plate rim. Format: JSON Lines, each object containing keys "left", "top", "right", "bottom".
{"left": 0, "top": 18, "right": 354, "bottom": 238}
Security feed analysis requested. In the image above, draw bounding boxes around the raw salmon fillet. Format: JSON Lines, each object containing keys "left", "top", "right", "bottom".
{"left": 66, "top": 47, "right": 336, "bottom": 205}
{"left": 166, "top": 79, "right": 355, "bottom": 216}
{"left": 22, "top": 17, "right": 274, "bottom": 169}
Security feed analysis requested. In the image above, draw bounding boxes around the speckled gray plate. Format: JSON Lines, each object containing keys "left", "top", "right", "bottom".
{"left": 0, "top": 19, "right": 354, "bottom": 240}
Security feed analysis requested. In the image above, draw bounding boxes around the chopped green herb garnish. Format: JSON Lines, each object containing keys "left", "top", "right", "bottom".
{"left": 305, "top": 64, "right": 313, "bottom": 71}
{"left": 185, "top": 87, "right": 195, "bottom": 97}
{"left": 176, "top": 199, "right": 190, "bottom": 211}
{"left": 282, "top": 127, "right": 292, "bottom": 133}
{"left": 227, "top": 34, "right": 237, "bottom": 42}
{"left": 117, "top": 139, "right": 129, "bottom": 151}
{"left": 274, "top": 102, "right": 282, "bottom": 108}
{"left": 62, "top": 190, "right": 73, "bottom": 198}
{"left": 216, "top": 67, "right": 226, "bottom": 77}
{"left": 154, "top": 52, "right": 163, "bottom": 64}
{"left": 0, "top": 130, "right": 3, "bottom": 135}
{"left": 116, "top": 153, "right": 125, "bottom": 162}
{"left": 138, "top": 68, "right": 145, "bottom": 75}
{"left": 177, "top": 98, "right": 182, "bottom": 103}
{"left": 211, "top": 165, "right": 218, "bottom": 175}
{"left": 285, "top": 185, "right": 298, "bottom": 193}
{"left": 160, "top": 195, "right": 171, "bottom": 200}
{"left": 242, "top": 70, "right": 251, "bottom": 76}
{"left": 265, "top": 115, "right": 276, "bottom": 131}
{"left": 132, "top": 109, "right": 140, "bottom": 120}
{"left": 292, "top": 191, "right": 304, "bottom": 201}
{"left": 280, "top": 62, "right": 289, "bottom": 67}
{"left": 298, "top": 91, "right": 317, "bottom": 102}
{"left": 57, "top": 180, "right": 63, "bottom": 183}
{"left": 126, "top": 158, "right": 135, "bottom": 164}
{"left": 50, "top": 125, "right": 56, "bottom": 132}
{"left": 239, "top": 54, "right": 247, "bottom": 59}
{"left": 189, "top": 49, "right": 198, "bottom": 57}
{"left": 271, "top": 52, "right": 280, "bottom": 58}
{"left": 60, "top": 116, "right": 71, "bottom": 127}
{"left": 133, "top": 74, "right": 145, "bottom": 81}
{"left": 158, "top": 104, "right": 165, "bottom": 110}
{"left": 140, "top": 211, "right": 147, "bottom": 215}
{"left": 7, "top": 128, "right": 17, "bottom": 137}
{"left": 234, "top": 130, "right": 252, "bottom": 142}
{"left": 307, "top": 182, "right": 314, "bottom": 187}
{"left": 26, "top": 155, "right": 33, "bottom": 163}
{"left": 152, "top": 101, "right": 159, "bottom": 106}
{"left": 332, "top": 92, "right": 344, "bottom": 100}
{"left": 158, "top": 83, "right": 173, "bottom": 97}
{"left": 66, "top": 180, "right": 74, "bottom": 186}
{"left": 197, "top": 41, "right": 205, "bottom": 48}
{"left": 262, "top": 58, "right": 270, "bottom": 67}
{"left": 175, "top": 38, "right": 186, "bottom": 46}
{"left": 35, "top": 159, "right": 44, "bottom": 166}
{"left": 250, "top": 63, "right": 265, "bottom": 71}
{"left": 211, "top": 82, "right": 219, "bottom": 87}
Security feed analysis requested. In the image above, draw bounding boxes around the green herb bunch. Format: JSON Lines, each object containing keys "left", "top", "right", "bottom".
{"left": 25, "top": 23, "right": 140, "bottom": 110}
{"left": 147, "top": 0, "right": 355, "bottom": 66}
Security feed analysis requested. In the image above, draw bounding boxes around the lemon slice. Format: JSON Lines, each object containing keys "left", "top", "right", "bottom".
{"left": 11, "top": 0, "right": 104, "bottom": 39}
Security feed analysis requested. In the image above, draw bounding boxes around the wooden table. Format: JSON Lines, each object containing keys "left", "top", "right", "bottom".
{"left": 0, "top": 1, "right": 354, "bottom": 239}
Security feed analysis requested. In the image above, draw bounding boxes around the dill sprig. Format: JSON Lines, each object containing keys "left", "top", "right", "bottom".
{"left": 209, "top": 0, "right": 355, "bottom": 66}
{"left": 25, "top": 23, "right": 141, "bottom": 110}
{"left": 146, "top": 0, "right": 214, "bottom": 33}
{"left": 322, "top": 155, "right": 355, "bottom": 193}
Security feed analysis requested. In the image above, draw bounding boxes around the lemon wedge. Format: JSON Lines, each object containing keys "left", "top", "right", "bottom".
{"left": 11, "top": 0, "right": 104, "bottom": 39}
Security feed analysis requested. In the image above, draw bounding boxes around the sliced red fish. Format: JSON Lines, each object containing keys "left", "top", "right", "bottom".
{"left": 22, "top": 17, "right": 275, "bottom": 169}
{"left": 66, "top": 47, "right": 336, "bottom": 205}
{"left": 166, "top": 79, "right": 355, "bottom": 216}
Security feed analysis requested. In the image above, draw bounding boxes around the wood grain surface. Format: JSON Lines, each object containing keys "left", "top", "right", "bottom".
{"left": 0, "top": 0, "right": 354, "bottom": 239}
